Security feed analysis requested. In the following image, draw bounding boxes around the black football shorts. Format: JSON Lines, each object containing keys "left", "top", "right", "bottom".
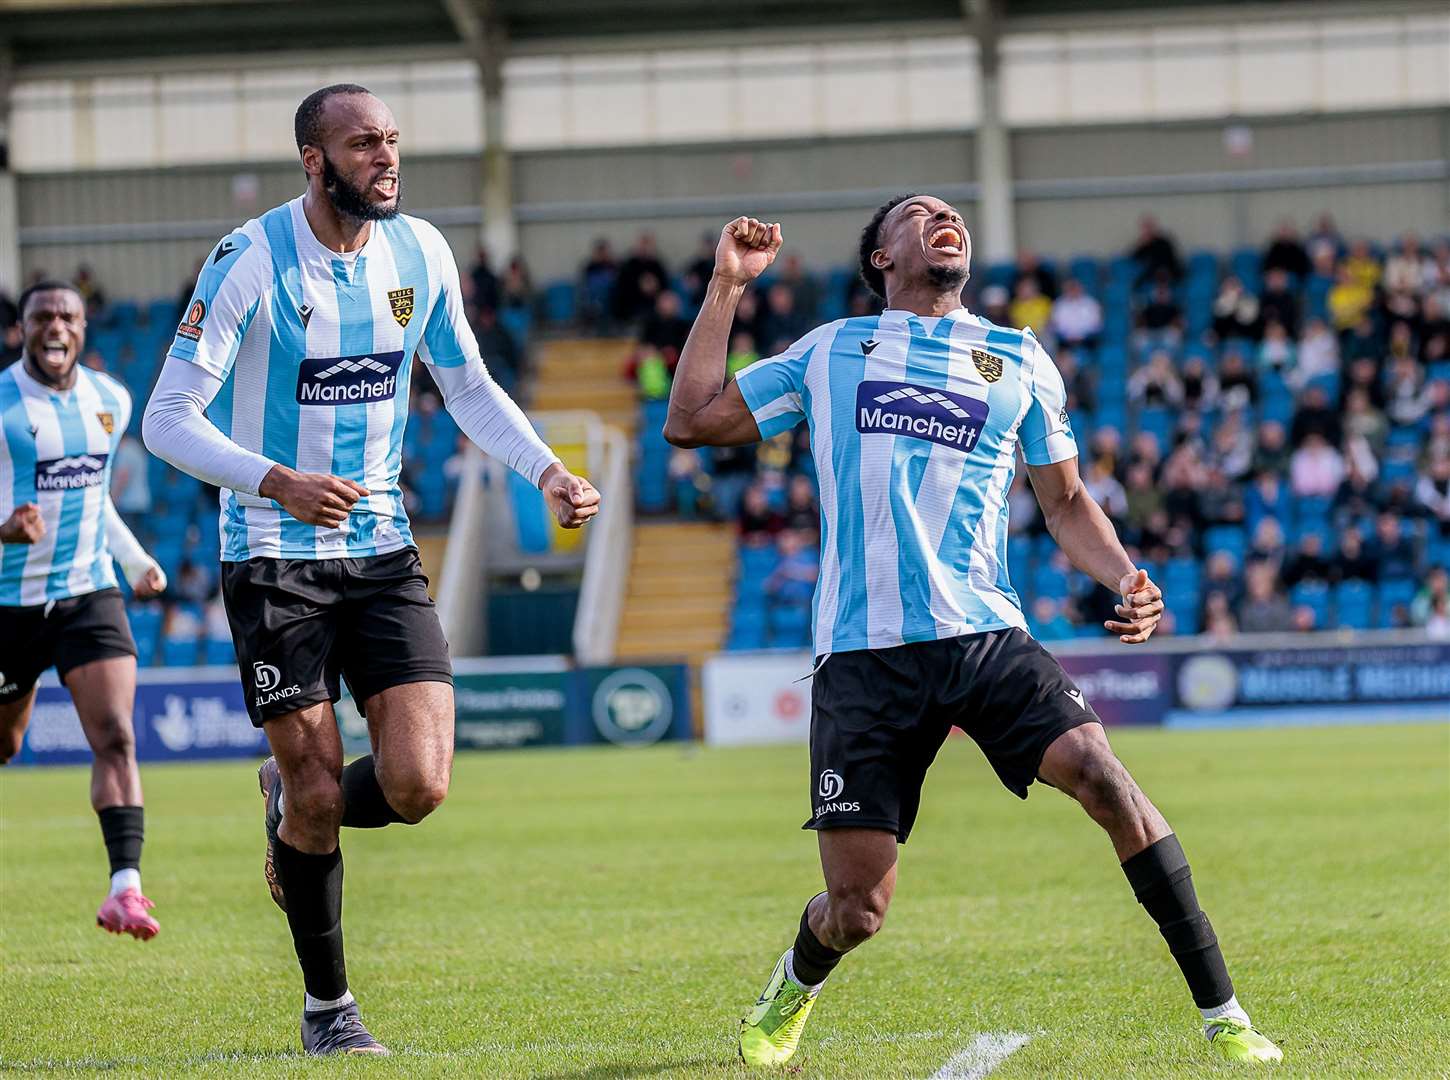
{"left": 221, "top": 547, "right": 453, "bottom": 726}
{"left": 0, "top": 587, "right": 137, "bottom": 703}
{"left": 805, "top": 627, "right": 1100, "bottom": 843}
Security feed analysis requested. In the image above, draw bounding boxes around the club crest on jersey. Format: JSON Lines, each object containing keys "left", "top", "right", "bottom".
{"left": 856, "top": 380, "right": 990, "bottom": 453}
{"left": 177, "top": 299, "right": 206, "bottom": 341}
{"left": 388, "top": 287, "right": 415, "bottom": 328}
{"left": 96, "top": 411, "right": 115, "bottom": 435}
{"left": 972, "top": 348, "right": 1003, "bottom": 383}
{"left": 296, "top": 350, "right": 405, "bottom": 406}
{"left": 35, "top": 453, "right": 108, "bottom": 491}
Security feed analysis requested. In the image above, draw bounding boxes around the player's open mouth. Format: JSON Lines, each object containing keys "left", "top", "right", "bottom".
{"left": 373, "top": 176, "right": 398, "bottom": 197}
{"left": 42, "top": 337, "right": 70, "bottom": 361}
{"left": 927, "top": 225, "right": 964, "bottom": 256}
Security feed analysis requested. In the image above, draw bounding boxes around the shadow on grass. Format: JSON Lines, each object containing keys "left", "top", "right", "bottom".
{"left": 533, "top": 1055, "right": 725, "bottom": 1080}
{"left": 0, "top": 1047, "right": 304, "bottom": 1072}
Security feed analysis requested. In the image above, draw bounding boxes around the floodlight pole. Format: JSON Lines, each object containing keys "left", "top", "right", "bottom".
{"left": 0, "top": 45, "right": 19, "bottom": 297}
{"left": 445, "top": 0, "right": 519, "bottom": 262}
{"left": 964, "top": 0, "right": 1016, "bottom": 265}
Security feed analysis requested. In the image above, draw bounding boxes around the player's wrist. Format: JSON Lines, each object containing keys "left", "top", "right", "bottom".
{"left": 709, "top": 270, "right": 752, "bottom": 292}
{"left": 258, "top": 463, "right": 298, "bottom": 502}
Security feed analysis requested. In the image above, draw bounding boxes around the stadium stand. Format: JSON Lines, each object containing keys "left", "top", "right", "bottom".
{"left": 4, "top": 219, "right": 1448, "bottom": 662}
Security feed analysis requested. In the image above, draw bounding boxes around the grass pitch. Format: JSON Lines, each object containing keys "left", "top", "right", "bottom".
{"left": 2, "top": 723, "right": 1446, "bottom": 1079}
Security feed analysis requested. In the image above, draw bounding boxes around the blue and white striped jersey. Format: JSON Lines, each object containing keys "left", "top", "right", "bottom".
{"left": 170, "top": 196, "right": 480, "bottom": 561}
{"left": 735, "top": 307, "right": 1077, "bottom": 656}
{"left": 0, "top": 362, "right": 131, "bottom": 605}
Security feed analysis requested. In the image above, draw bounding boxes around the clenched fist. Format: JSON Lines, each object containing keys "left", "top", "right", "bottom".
{"left": 1106, "top": 568, "right": 1164, "bottom": 644}
{"left": 0, "top": 503, "right": 44, "bottom": 544}
{"left": 259, "top": 465, "right": 370, "bottom": 529}
{"left": 714, "top": 217, "right": 783, "bottom": 286}
{"left": 540, "top": 463, "right": 601, "bottom": 529}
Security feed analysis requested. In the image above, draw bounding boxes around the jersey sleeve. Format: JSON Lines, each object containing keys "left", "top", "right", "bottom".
{"left": 167, "top": 229, "right": 266, "bottom": 381}
{"left": 416, "top": 231, "right": 480, "bottom": 370}
{"left": 1019, "top": 330, "right": 1078, "bottom": 466}
{"left": 734, "top": 323, "right": 829, "bottom": 439}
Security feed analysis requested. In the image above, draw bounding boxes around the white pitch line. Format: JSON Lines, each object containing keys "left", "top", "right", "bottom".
{"left": 930, "top": 1031, "right": 1033, "bottom": 1080}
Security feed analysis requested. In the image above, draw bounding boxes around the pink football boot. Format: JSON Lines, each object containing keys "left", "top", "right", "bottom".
{"left": 96, "top": 888, "right": 160, "bottom": 941}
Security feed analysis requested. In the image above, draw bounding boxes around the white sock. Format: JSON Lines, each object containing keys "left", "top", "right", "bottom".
{"left": 1201, "top": 995, "right": 1251, "bottom": 1035}
{"left": 304, "top": 990, "right": 355, "bottom": 1013}
{"left": 783, "top": 949, "right": 824, "bottom": 993}
{"left": 109, "top": 868, "right": 141, "bottom": 897}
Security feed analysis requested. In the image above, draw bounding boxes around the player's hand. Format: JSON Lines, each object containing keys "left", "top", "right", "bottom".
{"left": 259, "top": 465, "right": 369, "bottom": 529}
{"left": 539, "top": 463, "right": 601, "bottom": 529}
{"left": 1106, "top": 568, "right": 1164, "bottom": 644}
{"left": 133, "top": 564, "right": 167, "bottom": 599}
{"left": 714, "top": 217, "right": 783, "bottom": 285}
{"left": 0, "top": 503, "right": 44, "bottom": 544}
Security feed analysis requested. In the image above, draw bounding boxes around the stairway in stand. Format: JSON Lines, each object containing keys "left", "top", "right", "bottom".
{"left": 527, "top": 338, "right": 638, "bottom": 437}
{"left": 614, "top": 521, "right": 736, "bottom": 672}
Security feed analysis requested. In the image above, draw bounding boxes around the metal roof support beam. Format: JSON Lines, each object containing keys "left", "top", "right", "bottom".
{"left": 0, "top": 45, "right": 19, "bottom": 296}
{"left": 444, "top": 0, "right": 518, "bottom": 261}
{"left": 964, "top": 0, "right": 1015, "bottom": 267}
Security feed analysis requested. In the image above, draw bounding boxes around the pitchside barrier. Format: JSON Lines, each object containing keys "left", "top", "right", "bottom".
{"left": 13, "top": 659, "right": 690, "bottom": 766}
{"left": 701, "top": 630, "right": 1450, "bottom": 746}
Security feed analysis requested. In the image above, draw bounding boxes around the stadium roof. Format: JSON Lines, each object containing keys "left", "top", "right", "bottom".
{"left": 1, "top": 0, "right": 1440, "bottom": 73}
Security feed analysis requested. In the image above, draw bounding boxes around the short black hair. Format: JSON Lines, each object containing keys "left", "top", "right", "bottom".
{"left": 858, "top": 193, "right": 920, "bottom": 301}
{"left": 295, "top": 83, "right": 373, "bottom": 152}
{"left": 18, "top": 280, "right": 82, "bottom": 318}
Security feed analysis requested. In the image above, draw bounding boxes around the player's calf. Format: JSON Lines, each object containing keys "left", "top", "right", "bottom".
{"left": 278, "top": 769, "right": 345, "bottom": 851}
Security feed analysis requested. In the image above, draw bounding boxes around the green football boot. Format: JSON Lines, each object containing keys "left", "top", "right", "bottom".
{"left": 739, "top": 951, "right": 821, "bottom": 1068}
{"left": 1206, "top": 1016, "right": 1283, "bottom": 1063}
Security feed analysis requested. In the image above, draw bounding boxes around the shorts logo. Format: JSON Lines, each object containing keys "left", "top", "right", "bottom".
{"left": 177, "top": 299, "right": 207, "bottom": 341}
{"left": 35, "top": 453, "right": 108, "bottom": 491}
{"left": 856, "top": 380, "right": 990, "bottom": 453}
{"left": 96, "top": 411, "right": 115, "bottom": 436}
{"left": 972, "top": 348, "right": 1003, "bottom": 382}
{"left": 388, "top": 287, "right": 415, "bottom": 328}
{"left": 296, "top": 349, "right": 405, "bottom": 406}
{"left": 253, "top": 662, "right": 281, "bottom": 692}
{"left": 253, "top": 661, "right": 302, "bottom": 709}
{"left": 817, "top": 769, "right": 844, "bottom": 800}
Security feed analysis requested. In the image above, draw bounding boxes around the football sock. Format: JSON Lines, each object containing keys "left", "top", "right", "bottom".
{"left": 109, "top": 868, "right": 141, "bottom": 897}
{"left": 1201, "top": 994, "right": 1252, "bottom": 1032}
{"left": 304, "top": 990, "right": 356, "bottom": 1014}
{"left": 97, "top": 805, "right": 144, "bottom": 879}
{"left": 788, "top": 895, "right": 844, "bottom": 988}
{"left": 339, "top": 756, "right": 407, "bottom": 828}
{"left": 1121, "top": 834, "right": 1235, "bottom": 1010}
{"left": 273, "top": 838, "right": 348, "bottom": 1002}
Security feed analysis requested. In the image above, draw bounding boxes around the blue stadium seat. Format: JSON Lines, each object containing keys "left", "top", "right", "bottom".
{"left": 1376, "top": 579, "right": 1418, "bottom": 627}
{"left": 542, "top": 281, "right": 577, "bottom": 325}
{"left": 1204, "top": 525, "right": 1246, "bottom": 564}
{"left": 204, "top": 637, "right": 236, "bottom": 666}
{"left": 767, "top": 603, "right": 812, "bottom": 648}
{"left": 126, "top": 605, "right": 162, "bottom": 667}
{"left": 1333, "top": 581, "right": 1375, "bottom": 630}
{"left": 1289, "top": 581, "right": 1330, "bottom": 627}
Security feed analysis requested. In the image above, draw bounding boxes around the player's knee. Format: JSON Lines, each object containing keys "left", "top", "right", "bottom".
{"left": 385, "top": 774, "right": 449, "bottom": 823}
{"left": 829, "top": 889, "right": 890, "bottom": 948}
{"left": 0, "top": 730, "right": 20, "bottom": 764}
{"left": 287, "top": 774, "right": 345, "bottom": 832}
{"left": 1070, "top": 750, "right": 1136, "bottom": 819}
{"left": 88, "top": 717, "right": 136, "bottom": 764}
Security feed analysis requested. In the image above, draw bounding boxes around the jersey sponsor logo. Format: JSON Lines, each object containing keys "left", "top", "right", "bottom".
{"left": 295, "top": 349, "right": 405, "bottom": 406}
{"left": 972, "top": 347, "right": 1003, "bottom": 382}
{"left": 177, "top": 299, "right": 207, "bottom": 341}
{"left": 856, "top": 380, "right": 990, "bottom": 453}
{"left": 35, "top": 453, "right": 108, "bottom": 491}
{"left": 96, "top": 411, "right": 115, "bottom": 435}
{"left": 388, "top": 286, "right": 415, "bottom": 328}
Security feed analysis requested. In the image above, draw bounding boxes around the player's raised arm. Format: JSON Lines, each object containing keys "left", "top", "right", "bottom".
{"left": 663, "top": 217, "right": 783, "bottom": 448}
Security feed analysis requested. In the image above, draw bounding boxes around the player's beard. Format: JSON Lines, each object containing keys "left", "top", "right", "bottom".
{"left": 926, "top": 263, "right": 970, "bottom": 292}
{"left": 321, "top": 153, "right": 401, "bottom": 222}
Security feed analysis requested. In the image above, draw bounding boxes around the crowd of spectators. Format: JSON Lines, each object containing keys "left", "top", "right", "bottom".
{"left": 596, "top": 214, "right": 1450, "bottom": 646}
